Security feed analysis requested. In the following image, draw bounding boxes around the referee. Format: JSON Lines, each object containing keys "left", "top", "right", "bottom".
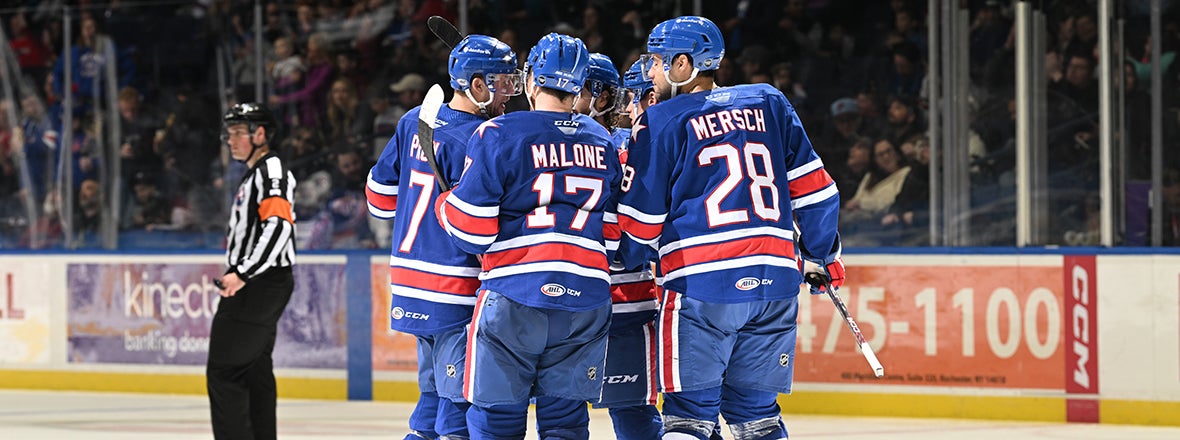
{"left": 208, "top": 103, "right": 297, "bottom": 440}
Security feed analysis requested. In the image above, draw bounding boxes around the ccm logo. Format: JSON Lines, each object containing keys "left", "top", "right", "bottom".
{"left": 605, "top": 374, "right": 638, "bottom": 384}
{"left": 391, "top": 307, "right": 430, "bottom": 321}
{"left": 1070, "top": 263, "right": 1093, "bottom": 390}
{"left": 541, "top": 283, "right": 567, "bottom": 297}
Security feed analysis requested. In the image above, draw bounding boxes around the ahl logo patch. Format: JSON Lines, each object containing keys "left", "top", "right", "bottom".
{"left": 540, "top": 283, "right": 567, "bottom": 297}
{"left": 735, "top": 277, "right": 761, "bottom": 291}
{"left": 390, "top": 307, "right": 405, "bottom": 320}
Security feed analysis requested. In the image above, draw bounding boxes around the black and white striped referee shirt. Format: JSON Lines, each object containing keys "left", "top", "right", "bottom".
{"left": 226, "top": 153, "right": 296, "bottom": 279}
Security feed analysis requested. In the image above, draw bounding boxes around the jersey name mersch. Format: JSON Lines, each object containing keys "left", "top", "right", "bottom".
{"left": 530, "top": 142, "right": 608, "bottom": 170}
{"left": 689, "top": 108, "right": 767, "bottom": 141}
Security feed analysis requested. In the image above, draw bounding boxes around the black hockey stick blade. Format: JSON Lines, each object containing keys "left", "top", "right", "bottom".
{"left": 418, "top": 84, "right": 450, "bottom": 192}
{"left": 428, "top": 15, "right": 464, "bottom": 49}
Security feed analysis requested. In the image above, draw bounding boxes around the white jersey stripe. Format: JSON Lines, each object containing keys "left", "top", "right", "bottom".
{"left": 444, "top": 219, "right": 497, "bottom": 246}
{"left": 448, "top": 193, "right": 499, "bottom": 217}
{"left": 390, "top": 285, "right": 479, "bottom": 306}
{"left": 612, "top": 300, "right": 658, "bottom": 314}
{"left": 623, "top": 231, "right": 661, "bottom": 247}
{"left": 609, "top": 271, "right": 653, "bottom": 284}
{"left": 486, "top": 232, "right": 606, "bottom": 254}
{"left": 786, "top": 157, "right": 824, "bottom": 180}
{"left": 661, "top": 255, "right": 799, "bottom": 283}
{"left": 790, "top": 185, "right": 838, "bottom": 210}
{"left": 366, "top": 171, "right": 398, "bottom": 195}
{"left": 389, "top": 256, "right": 482, "bottom": 277}
{"left": 659, "top": 226, "right": 794, "bottom": 255}
{"left": 617, "top": 203, "right": 666, "bottom": 224}
{"left": 481, "top": 261, "right": 611, "bottom": 284}
{"left": 368, "top": 203, "right": 395, "bottom": 219}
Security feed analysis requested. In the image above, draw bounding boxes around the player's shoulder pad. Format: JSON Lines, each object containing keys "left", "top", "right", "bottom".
{"left": 572, "top": 113, "right": 611, "bottom": 137}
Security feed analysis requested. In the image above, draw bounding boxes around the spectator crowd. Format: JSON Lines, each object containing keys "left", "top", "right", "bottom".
{"left": 1, "top": 0, "right": 1179, "bottom": 248}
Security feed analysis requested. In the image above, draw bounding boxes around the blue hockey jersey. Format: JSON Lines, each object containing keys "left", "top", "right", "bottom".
{"left": 605, "top": 127, "right": 657, "bottom": 330}
{"left": 439, "top": 111, "right": 622, "bottom": 312}
{"left": 618, "top": 84, "right": 840, "bottom": 303}
{"left": 366, "top": 104, "right": 486, "bottom": 335}
{"left": 610, "top": 127, "right": 632, "bottom": 153}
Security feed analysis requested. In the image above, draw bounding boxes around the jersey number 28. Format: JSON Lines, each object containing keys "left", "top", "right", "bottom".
{"left": 698, "top": 142, "right": 781, "bottom": 227}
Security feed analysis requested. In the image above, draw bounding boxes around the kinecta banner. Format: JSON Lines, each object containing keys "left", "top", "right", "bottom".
{"left": 67, "top": 262, "right": 347, "bottom": 368}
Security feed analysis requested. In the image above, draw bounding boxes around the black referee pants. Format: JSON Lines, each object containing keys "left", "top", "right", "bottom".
{"left": 206, "top": 267, "right": 294, "bottom": 440}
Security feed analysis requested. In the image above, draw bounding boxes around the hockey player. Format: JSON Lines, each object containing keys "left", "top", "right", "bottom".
{"left": 366, "top": 34, "right": 523, "bottom": 440}
{"left": 435, "top": 33, "right": 621, "bottom": 439}
{"left": 618, "top": 58, "right": 659, "bottom": 144}
{"left": 576, "top": 53, "right": 663, "bottom": 439}
{"left": 573, "top": 53, "right": 621, "bottom": 133}
{"left": 618, "top": 17, "right": 845, "bottom": 440}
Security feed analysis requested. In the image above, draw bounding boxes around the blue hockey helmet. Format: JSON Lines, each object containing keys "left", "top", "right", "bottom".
{"left": 448, "top": 34, "right": 521, "bottom": 95}
{"left": 586, "top": 53, "right": 620, "bottom": 95}
{"left": 623, "top": 59, "right": 654, "bottom": 96}
{"left": 616, "top": 58, "right": 655, "bottom": 113}
{"left": 646, "top": 16, "right": 725, "bottom": 72}
{"left": 525, "top": 33, "right": 590, "bottom": 95}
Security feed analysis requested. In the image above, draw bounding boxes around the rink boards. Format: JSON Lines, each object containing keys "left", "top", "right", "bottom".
{"left": 0, "top": 250, "right": 1177, "bottom": 426}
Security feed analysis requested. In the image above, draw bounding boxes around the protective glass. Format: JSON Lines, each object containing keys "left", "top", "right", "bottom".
{"left": 637, "top": 54, "right": 657, "bottom": 82}
{"left": 486, "top": 69, "right": 525, "bottom": 96}
{"left": 220, "top": 125, "right": 251, "bottom": 145}
{"left": 614, "top": 88, "right": 633, "bottom": 115}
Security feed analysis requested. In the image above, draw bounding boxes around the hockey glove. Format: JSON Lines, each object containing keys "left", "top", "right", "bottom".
{"left": 804, "top": 257, "right": 845, "bottom": 295}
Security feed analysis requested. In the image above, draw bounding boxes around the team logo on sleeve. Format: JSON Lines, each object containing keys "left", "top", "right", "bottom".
{"left": 735, "top": 277, "right": 761, "bottom": 291}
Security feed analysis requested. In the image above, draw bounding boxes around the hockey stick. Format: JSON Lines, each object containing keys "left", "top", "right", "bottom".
{"left": 416, "top": 15, "right": 461, "bottom": 193}
{"left": 418, "top": 84, "right": 450, "bottom": 192}
{"left": 428, "top": 15, "right": 464, "bottom": 48}
{"left": 804, "top": 272, "right": 885, "bottom": 378}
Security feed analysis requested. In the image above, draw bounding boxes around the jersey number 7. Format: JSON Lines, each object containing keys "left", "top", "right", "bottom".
{"left": 699, "top": 142, "right": 781, "bottom": 227}
{"left": 399, "top": 170, "right": 438, "bottom": 252}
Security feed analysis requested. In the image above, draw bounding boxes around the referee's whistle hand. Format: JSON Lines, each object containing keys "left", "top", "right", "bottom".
{"left": 218, "top": 273, "right": 246, "bottom": 298}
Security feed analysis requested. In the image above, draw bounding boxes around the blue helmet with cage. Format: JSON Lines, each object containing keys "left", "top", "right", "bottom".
{"left": 646, "top": 16, "right": 725, "bottom": 72}
{"left": 586, "top": 53, "right": 620, "bottom": 94}
{"left": 525, "top": 33, "right": 590, "bottom": 95}
{"left": 448, "top": 35, "right": 520, "bottom": 93}
{"left": 623, "top": 59, "right": 653, "bottom": 95}
{"left": 617, "top": 58, "right": 655, "bottom": 112}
